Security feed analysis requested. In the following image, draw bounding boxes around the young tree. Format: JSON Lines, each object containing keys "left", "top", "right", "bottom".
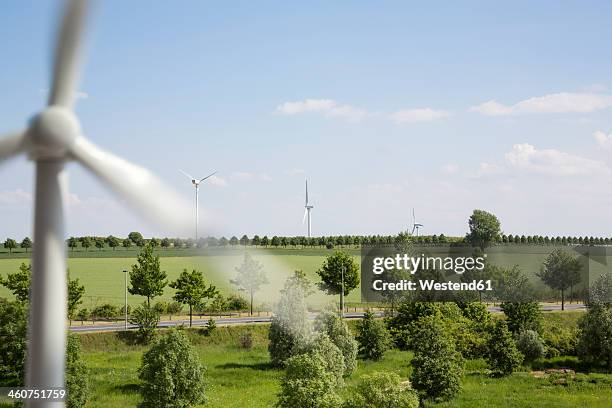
{"left": 20, "top": 237, "right": 32, "bottom": 253}
{"left": 486, "top": 320, "right": 523, "bottom": 376}
{"left": 345, "top": 371, "right": 419, "bottom": 408}
{"left": 0, "top": 298, "right": 28, "bottom": 383}
{"left": 578, "top": 274, "right": 612, "bottom": 370}
{"left": 231, "top": 252, "right": 268, "bottom": 315}
{"left": 170, "top": 269, "right": 219, "bottom": 327}
{"left": 410, "top": 315, "right": 464, "bottom": 402}
{"left": 3, "top": 238, "right": 17, "bottom": 253}
{"left": 465, "top": 209, "right": 501, "bottom": 249}
{"left": 67, "top": 275, "right": 86, "bottom": 324}
{"left": 537, "top": 249, "right": 581, "bottom": 310}
{"left": 138, "top": 329, "right": 206, "bottom": 408}
{"left": 66, "top": 334, "right": 89, "bottom": 408}
{"left": 130, "top": 303, "right": 160, "bottom": 343}
{"left": 316, "top": 251, "right": 359, "bottom": 313}
{"left": 314, "top": 311, "right": 358, "bottom": 376}
{"left": 355, "top": 310, "right": 391, "bottom": 360}
{"left": 0, "top": 262, "right": 31, "bottom": 302}
{"left": 516, "top": 330, "right": 546, "bottom": 362}
{"left": 129, "top": 244, "right": 167, "bottom": 306}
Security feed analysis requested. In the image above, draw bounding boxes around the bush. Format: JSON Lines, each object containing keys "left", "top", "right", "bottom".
{"left": 500, "top": 302, "right": 542, "bottom": 334}
{"left": 166, "top": 301, "right": 183, "bottom": 318}
{"left": 577, "top": 305, "right": 612, "bottom": 370}
{"left": 130, "top": 303, "right": 160, "bottom": 343}
{"left": 355, "top": 310, "right": 391, "bottom": 360}
{"left": 542, "top": 321, "right": 578, "bottom": 357}
{"left": 76, "top": 308, "right": 89, "bottom": 322}
{"left": 486, "top": 321, "right": 523, "bottom": 376}
{"left": 314, "top": 311, "right": 358, "bottom": 375}
{"left": 92, "top": 303, "right": 119, "bottom": 320}
{"left": 202, "top": 317, "right": 217, "bottom": 336}
{"left": 516, "top": 330, "right": 546, "bottom": 362}
{"left": 153, "top": 301, "right": 169, "bottom": 315}
{"left": 66, "top": 335, "right": 89, "bottom": 408}
{"left": 344, "top": 371, "right": 419, "bottom": 408}
{"left": 138, "top": 329, "right": 206, "bottom": 408}
{"left": 227, "top": 294, "right": 249, "bottom": 311}
{"left": 0, "top": 298, "right": 27, "bottom": 385}
{"left": 239, "top": 332, "right": 253, "bottom": 349}
{"left": 457, "top": 301, "right": 491, "bottom": 326}
{"left": 277, "top": 334, "right": 344, "bottom": 408}
{"left": 387, "top": 301, "right": 442, "bottom": 350}
{"left": 410, "top": 315, "right": 463, "bottom": 402}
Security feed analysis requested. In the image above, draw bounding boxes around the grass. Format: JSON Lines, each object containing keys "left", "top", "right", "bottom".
{"left": 77, "top": 318, "right": 612, "bottom": 408}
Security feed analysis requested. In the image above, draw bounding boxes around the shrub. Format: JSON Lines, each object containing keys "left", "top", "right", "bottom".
{"left": 202, "top": 317, "right": 217, "bottom": 336}
{"left": 314, "top": 311, "right": 358, "bottom": 375}
{"left": 344, "top": 371, "right": 419, "bottom": 408}
{"left": 387, "top": 301, "right": 442, "bottom": 350}
{"left": 130, "top": 303, "right": 160, "bottom": 343}
{"left": 542, "top": 321, "right": 578, "bottom": 357}
{"left": 153, "top": 301, "right": 169, "bottom": 315}
{"left": 166, "top": 301, "right": 183, "bottom": 318}
{"left": 66, "top": 335, "right": 89, "bottom": 408}
{"left": 76, "top": 308, "right": 89, "bottom": 322}
{"left": 577, "top": 305, "right": 612, "bottom": 370}
{"left": 486, "top": 321, "right": 523, "bottom": 376}
{"left": 0, "top": 298, "right": 27, "bottom": 384}
{"left": 138, "top": 329, "right": 206, "bottom": 408}
{"left": 410, "top": 315, "right": 463, "bottom": 402}
{"left": 92, "top": 303, "right": 119, "bottom": 320}
{"left": 239, "top": 332, "right": 253, "bottom": 349}
{"left": 516, "top": 330, "right": 546, "bottom": 362}
{"left": 355, "top": 310, "right": 391, "bottom": 360}
{"left": 299, "top": 333, "right": 345, "bottom": 385}
{"left": 500, "top": 302, "right": 542, "bottom": 334}
{"left": 226, "top": 294, "right": 249, "bottom": 311}
{"left": 457, "top": 301, "right": 491, "bottom": 326}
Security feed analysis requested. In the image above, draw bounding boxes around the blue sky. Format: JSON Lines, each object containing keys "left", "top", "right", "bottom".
{"left": 2, "top": 0, "right": 612, "bottom": 239}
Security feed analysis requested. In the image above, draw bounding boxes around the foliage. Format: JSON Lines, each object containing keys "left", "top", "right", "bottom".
{"left": 0, "top": 298, "right": 27, "bottom": 384}
{"left": 457, "top": 301, "right": 491, "bottom": 326}
{"left": 486, "top": 320, "right": 523, "bottom": 376}
{"left": 130, "top": 303, "right": 160, "bottom": 343}
{"left": 66, "top": 334, "right": 89, "bottom": 408}
{"left": 465, "top": 209, "right": 501, "bottom": 249}
{"left": 92, "top": 303, "right": 119, "bottom": 320}
{"left": 316, "top": 251, "right": 360, "bottom": 309}
{"left": 410, "top": 314, "right": 464, "bottom": 402}
{"left": 577, "top": 304, "right": 612, "bottom": 370}
{"left": 202, "top": 317, "right": 217, "bottom": 336}
{"left": 344, "top": 371, "right": 419, "bottom": 408}
{"left": 537, "top": 249, "right": 582, "bottom": 310}
{"left": 20, "top": 237, "right": 32, "bottom": 252}
{"left": 239, "top": 332, "right": 253, "bottom": 349}
{"left": 77, "top": 308, "right": 89, "bottom": 322}
{"left": 226, "top": 294, "right": 249, "bottom": 311}
{"left": 138, "top": 329, "right": 206, "bottom": 408}
{"left": 516, "top": 330, "right": 546, "bottom": 362}
{"left": 386, "top": 301, "right": 444, "bottom": 350}
{"left": 500, "top": 301, "right": 543, "bottom": 334}
{"left": 0, "top": 262, "right": 30, "bottom": 302}
{"left": 3, "top": 238, "right": 17, "bottom": 253}
{"left": 231, "top": 252, "right": 268, "bottom": 315}
{"left": 170, "top": 269, "right": 218, "bottom": 326}
{"left": 355, "top": 310, "right": 391, "bottom": 360}
{"left": 269, "top": 274, "right": 312, "bottom": 366}
{"left": 67, "top": 275, "right": 86, "bottom": 321}
{"left": 128, "top": 231, "right": 144, "bottom": 246}
{"left": 129, "top": 244, "right": 167, "bottom": 305}
{"left": 541, "top": 321, "right": 578, "bottom": 357}
{"left": 314, "top": 311, "right": 358, "bottom": 376}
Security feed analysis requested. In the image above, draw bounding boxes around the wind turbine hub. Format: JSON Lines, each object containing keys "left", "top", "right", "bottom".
{"left": 28, "top": 106, "right": 80, "bottom": 159}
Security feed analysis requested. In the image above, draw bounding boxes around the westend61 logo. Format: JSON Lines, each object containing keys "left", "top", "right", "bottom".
{"left": 361, "top": 245, "right": 492, "bottom": 302}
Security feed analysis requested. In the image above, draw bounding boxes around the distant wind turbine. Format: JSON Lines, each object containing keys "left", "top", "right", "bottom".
{"left": 411, "top": 208, "right": 423, "bottom": 236}
{"left": 179, "top": 169, "right": 217, "bottom": 241}
{"left": 303, "top": 180, "right": 314, "bottom": 237}
{"left": 0, "top": 0, "right": 192, "bottom": 401}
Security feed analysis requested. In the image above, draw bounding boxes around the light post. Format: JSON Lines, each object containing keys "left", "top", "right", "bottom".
{"left": 340, "top": 266, "right": 345, "bottom": 318}
{"left": 123, "top": 269, "right": 128, "bottom": 330}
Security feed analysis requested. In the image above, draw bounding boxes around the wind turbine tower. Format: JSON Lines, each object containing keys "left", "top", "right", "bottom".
{"left": 411, "top": 208, "right": 423, "bottom": 237}
{"left": 303, "top": 180, "right": 314, "bottom": 237}
{"left": 180, "top": 169, "right": 217, "bottom": 241}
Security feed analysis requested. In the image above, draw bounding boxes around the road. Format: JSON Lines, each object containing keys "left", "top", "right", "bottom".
{"left": 70, "top": 304, "right": 585, "bottom": 333}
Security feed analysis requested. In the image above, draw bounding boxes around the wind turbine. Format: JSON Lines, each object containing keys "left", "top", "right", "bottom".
{"left": 179, "top": 169, "right": 217, "bottom": 241}
{"left": 303, "top": 180, "right": 314, "bottom": 237}
{"left": 411, "top": 208, "right": 423, "bottom": 237}
{"left": 0, "top": 1, "right": 191, "bottom": 403}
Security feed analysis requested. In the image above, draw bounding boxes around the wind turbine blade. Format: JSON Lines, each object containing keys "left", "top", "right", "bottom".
{"left": 199, "top": 171, "right": 218, "bottom": 182}
{"left": 305, "top": 180, "right": 309, "bottom": 205}
{"left": 179, "top": 169, "right": 195, "bottom": 180}
{"left": 302, "top": 208, "right": 308, "bottom": 224}
{"left": 48, "top": 0, "right": 90, "bottom": 108}
{"left": 0, "top": 132, "right": 26, "bottom": 163}
{"left": 70, "top": 136, "right": 192, "bottom": 234}
{"left": 412, "top": 208, "right": 416, "bottom": 223}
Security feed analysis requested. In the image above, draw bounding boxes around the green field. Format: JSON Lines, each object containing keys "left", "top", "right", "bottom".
{"left": 73, "top": 314, "right": 612, "bottom": 408}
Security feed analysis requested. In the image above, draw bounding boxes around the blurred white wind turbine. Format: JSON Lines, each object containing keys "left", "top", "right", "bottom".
{"left": 411, "top": 208, "right": 423, "bottom": 236}
{"left": 0, "top": 1, "right": 192, "bottom": 404}
{"left": 179, "top": 169, "right": 217, "bottom": 241}
{"left": 303, "top": 180, "right": 314, "bottom": 237}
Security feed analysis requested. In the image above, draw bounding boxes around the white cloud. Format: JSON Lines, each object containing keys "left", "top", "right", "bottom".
{"left": 470, "top": 92, "right": 612, "bottom": 116}
{"left": 0, "top": 189, "right": 31, "bottom": 205}
{"left": 504, "top": 143, "right": 610, "bottom": 176}
{"left": 389, "top": 108, "right": 449, "bottom": 123}
{"left": 276, "top": 99, "right": 368, "bottom": 122}
{"left": 594, "top": 130, "right": 612, "bottom": 150}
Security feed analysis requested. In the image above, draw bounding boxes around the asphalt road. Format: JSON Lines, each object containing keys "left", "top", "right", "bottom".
{"left": 70, "top": 304, "right": 585, "bottom": 333}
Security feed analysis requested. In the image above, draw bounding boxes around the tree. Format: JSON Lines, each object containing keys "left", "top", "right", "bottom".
{"left": 355, "top": 310, "right": 391, "bottom": 360}
{"left": 170, "top": 269, "right": 218, "bottom": 327}
{"left": 344, "top": 371, "right": 419, "bottom": 408}
{"left": 486, "top": 321, "right": 523, "bottom": 376}
{"left": 240, "top": 235, "right": 249, "bottom": 247}
{"left": 122, "top": 238, "right": 132, "bottom": 249}
{"left": 138, "top": 329, "right": 206, "bottom": 408}
{"left": 500, "top": 302, "right": 542, "bottom": 334}
{"left": 537, "top": 249, "right": 581, "bottom": 310}
{"left": 67, "top": 236, "right": 79, "bottom": 251}
{"left": 67, "top": 275, "right": 86, "bottom": 324}
{"left": 252, "top": 235, "right": 261, "bottom": 246}
{"left": 66, "top": 334, "right": 89, "bottom": 408}
{"left": 20, "top": 237, "right": 32, "bottom": 253}
{"left": 577, "top": 274, "right": 612, "bottom": 370}
{"left": 516, "top": 330, "right": 546, "bottom": 362}
{"left": 80, "top": 236, "right": 92, "bottom": 251}
{"left": 94, "top": 237, "right": 105, "bottom": 251}
{"left": 410, "top": 315, "right": 464, "bottom": 402}
{"left": 0, "top": 298, "right": 28, "bottom": 384}
{"left": 314, "top": 311, "right": 358, "bottom": 376}
{"left": 316, "top": 251, "right": 360, "bottom": 312}
{"left": 3, "top": 238, "right": 17, "bottom": 253}
{"left": 106, "top": 235, "right": 120, "bottom": 251}
{"left": 231, "top": 252, "right": 268, "bottom": 315}
{"left": 0, "top": 262, "right": 31, "bottom": 302}
{"left": 465, "top": 209, "right": 501, "bottom": 249}
{"left": 128, "top": 231, "right": 144, "bottom": 247}
{"left": 130, "top": 303, "right": 160, "bottom": 343}
{"left": 229, "top": 236, "right": 239, "bottom": 247}
{"left": 160, "top": 238, "right": 171, "bottom": 249}
{"left": 129, "top": 244, "right": 167, "bottom": 306}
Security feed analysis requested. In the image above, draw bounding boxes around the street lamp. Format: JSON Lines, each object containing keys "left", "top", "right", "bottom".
{"left": 123, "top": 269, "right": 128, "bottom": 330}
